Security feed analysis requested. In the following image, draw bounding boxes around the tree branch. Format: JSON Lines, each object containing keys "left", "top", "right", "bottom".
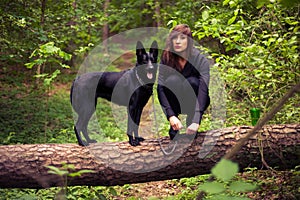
{"left": 223, "top": 81, "right": 300, "bottom": 160}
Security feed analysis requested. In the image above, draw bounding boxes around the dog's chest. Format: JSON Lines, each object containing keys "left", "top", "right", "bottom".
{"left": 106, "top": 70, "right": 151, "bottom": 106}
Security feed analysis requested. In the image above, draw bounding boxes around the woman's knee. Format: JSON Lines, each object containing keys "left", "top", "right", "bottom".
{"left": 185, "top": 77, "right": 199, "bottom": 93}
{"left": 165, "top": 75, "right": 182, "bottom": 85}
{"left": 164, "top": 75, "right": 183, "bottom": 95}
{"left": 187, "top": 77, "right": 199, "bottom": 86}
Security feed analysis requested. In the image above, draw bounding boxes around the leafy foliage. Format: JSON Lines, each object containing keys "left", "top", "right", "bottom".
{"left": 212, "top": 159, "right": 239, "bottom": 182}
{"left": 0, "top": 0, "right": 299, "bottom": 199}
{"left": 25, "top": 42, "right": 72, "bottom": 87}
{"left": 199, "top": 159, "right": 257, "bottom": 199}
{"left": 46, "top": 162, "right": 95, "bottom": 182}
{"left": 190, "top": 0, "right": 300, "bottom": 126}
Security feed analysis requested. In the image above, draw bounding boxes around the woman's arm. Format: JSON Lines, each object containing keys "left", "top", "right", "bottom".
{"left": 157, "top": 64, "right": 176, "bottom": 119}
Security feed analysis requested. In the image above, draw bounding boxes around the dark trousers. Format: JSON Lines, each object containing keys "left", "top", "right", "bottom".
{"left": 163, "top": 75, "right": 210, "bottom": 127}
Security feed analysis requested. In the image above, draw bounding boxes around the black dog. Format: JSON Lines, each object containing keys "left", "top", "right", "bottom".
{"left": 70, "top": 41, "right": 158, "bottom": 146}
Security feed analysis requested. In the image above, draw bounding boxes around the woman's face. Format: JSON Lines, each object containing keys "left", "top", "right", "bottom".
{"left": 172, "top": 33, "right": 188, "bottom": 53}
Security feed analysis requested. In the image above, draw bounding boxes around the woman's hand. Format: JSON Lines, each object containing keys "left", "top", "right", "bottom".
{"left": 186, "top": 123, "right": 199, "bottom": 134}
{"left": 169, "top": 116, "right": 183, "bottom": 131}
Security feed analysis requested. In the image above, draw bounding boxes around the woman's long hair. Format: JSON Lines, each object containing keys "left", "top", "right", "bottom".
{"left": 161, "top": 24, "right": 194, "bottom": 72}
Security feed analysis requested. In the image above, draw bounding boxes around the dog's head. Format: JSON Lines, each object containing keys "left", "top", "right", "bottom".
{"left": 135, "top": 41, "right": 158, "bottom": 84}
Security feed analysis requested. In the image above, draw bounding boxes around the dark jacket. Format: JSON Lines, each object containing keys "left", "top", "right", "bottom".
{"left": 157, "top": 47, "right": 210, "bottom": 124}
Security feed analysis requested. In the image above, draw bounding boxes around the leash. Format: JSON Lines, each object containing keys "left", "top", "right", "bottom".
{"left": 136, "top": 66, "right": 177, "bottom": 155}
{"left": 151, "top": 94, "right": 177, "bottom": 155}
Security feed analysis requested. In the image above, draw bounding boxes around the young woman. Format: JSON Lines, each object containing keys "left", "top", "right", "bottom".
{"left": 157, "top": 24, "right": 210, "bottom": 139}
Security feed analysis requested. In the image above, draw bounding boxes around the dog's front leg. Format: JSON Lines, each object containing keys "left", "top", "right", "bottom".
{"left": 127, "top": 119, "right": 137, "bottom": 146}
{"left": 134, "top": 107, "right": 145, "bottom": 143}
{"left": 127, "top": 107, "right": 141, "bottom": 146}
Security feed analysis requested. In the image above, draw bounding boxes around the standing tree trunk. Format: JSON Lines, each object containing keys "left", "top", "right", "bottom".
{"left": 154, "top": 1, "right": 161, "bottom": 27}
{"left": 102, "top": 0, "right": 110, "bottom": 53}
{"left": 40, "top": 0, "right": 46, "bottom": 27}
{"left": 0, "top": 124, "right": 299, "bottom": 189}
{"left": 35, "top": 0, "right": 47, "bottom": 85}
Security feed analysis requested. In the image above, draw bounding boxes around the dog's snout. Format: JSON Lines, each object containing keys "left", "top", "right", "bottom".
{"left": 147, "top": 63, "right": 156, "bottom": 72}
{"left": 148, "top": 63, "right": 154, "bottom": 69}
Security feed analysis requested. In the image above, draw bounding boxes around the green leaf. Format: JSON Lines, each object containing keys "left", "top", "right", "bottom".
{"left": 229, "top": 0, "right": 238, "bottom": 8}
{"left": 34, "top": 73, "right": 48, "bottom": 78}
{"left": 198, "top": 182, "right": 225, "bottom": 194}
{"left": 167, "top": 20, "right": 177, "bottom": 28}
{"left": 42, "top": 70, "right": 61, "bottom": 86}
{"left": 29, "top": 49, "right": 38, "bottom": 58}
{"left": 202, "top": 10, "right": 209, "bottom": 21}
{"left": 109, "top": 187, "right": 118, "bottom": 196}
{"left": 77, "top": 169, "right": 95, "bottom": 174}
{"left": 46, "top": 165, "right": 68, "bottom": 176}
{"left": 257, "top": 0, "right": 269, "bottom": 8}
{"left": 266, "top": 73, "right": 272, "bottom": 78}
{"left": 43, "top": 78, "right": 52, "bottom": 86}
{"left": 280, "top": 0, "right": 300, "bottom": 7}
{"left": 25, "top": 58, "right": 46, "bottom": 69}
{"left": 68, "top": 169, "right": 95, "bottom": 177}
{"left": 96, "top": 193, "right": 107, "bottom": 200}
{"left": 40, "top": 42, "right": 59, "bottom": 55}
{"left": 62, "top": 163, "right": 75, "bottom": 170}
{"left": 229, "top": 181, "right": 257, "bottom": 192}
{"left": 48, "top": 170, "right": 68, "bottom": 176}
{"left": 228, "top": 16, "right": 237, "bottom": 25}
{"left": 234, "top": 9, "right": 239, "bottom": 16}
{"left": 24, "top": 62, "right": 35, "bottom": 69}
{"left": 212, "top": 159, "right": 239, "bottom": 182}
{"left": 52, "top": 69, "right": 61, "bottom": 77}
{"left": 58, "top": 50, "right": 72, "bottom": 61}
{"left": 60, "top": 63, "right": 70, "bottom": 69}
{"left": 223, "top": 0, "right": 231, "bottom": 6}
{"left": 210, "top": 194, "right": 251, "bottom": 200}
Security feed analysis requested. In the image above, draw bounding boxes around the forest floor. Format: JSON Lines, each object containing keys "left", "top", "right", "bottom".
{"left": 1, "top": 55, "right": 299, "bottom": 200}
{"left": 110, "top": 170, "right": 300, "bottom": 200}
{"left": 106, "top": 53, "right": 300, "bottom": 200}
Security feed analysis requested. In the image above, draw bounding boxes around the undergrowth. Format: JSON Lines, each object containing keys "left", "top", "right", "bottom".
{"left": 0, "top": 67, "right": 299, "bottom": 199}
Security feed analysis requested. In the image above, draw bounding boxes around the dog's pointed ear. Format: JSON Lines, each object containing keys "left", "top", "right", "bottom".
{"left": 136, "top": 41, "right": 146, "bottom": 56}
{"left": 150, "top": 40, "right": 158, "bottom": 59}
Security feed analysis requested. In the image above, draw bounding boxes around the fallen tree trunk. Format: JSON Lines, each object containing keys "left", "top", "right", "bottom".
{"left": 0, "top": 124, "right": 299, "bottom": 189}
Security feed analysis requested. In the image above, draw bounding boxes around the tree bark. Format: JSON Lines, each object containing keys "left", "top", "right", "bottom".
{"left": 0, "top": 124, "right": 299, "bottom": 189}
{"left": 102, "top": 0, "right": 110, "bottom": 53}
{"left": 154, "top": 1, "right": 161, "bottom": 27}
{"left": 224, "top": 81, "right": 300, "bottom": 159}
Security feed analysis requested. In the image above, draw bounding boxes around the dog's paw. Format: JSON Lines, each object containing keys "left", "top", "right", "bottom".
{"left": 136, "top": 137, "right": 145, "bottom": 142}
{"left": 127, "top": 135, "right": 143, "bottom": 146}
{"left": 128, "top": 139, "right": 141, "bottom": 146}
{"left": 87, "top": 139, "right": 97, "bottom": 143}
{"left": 129, "top": 140, "right": 137, "bottom": 146}
{"left": 78, "top": 140, "right": 89, "bottom": 146}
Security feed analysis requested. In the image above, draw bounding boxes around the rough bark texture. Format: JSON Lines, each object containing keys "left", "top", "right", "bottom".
{"left": 0, "top": 124, "right": 299, "bottom": 189}
{"left": 102, "top": 0, "right": 110, "bottom": 53}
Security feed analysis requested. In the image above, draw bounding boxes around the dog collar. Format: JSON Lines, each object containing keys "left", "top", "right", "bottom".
{"left": 135, "top": 69, "right": 145, "bottom": 86}
{"left": 135, "top": 69, "right": 153, "bottom": 90}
